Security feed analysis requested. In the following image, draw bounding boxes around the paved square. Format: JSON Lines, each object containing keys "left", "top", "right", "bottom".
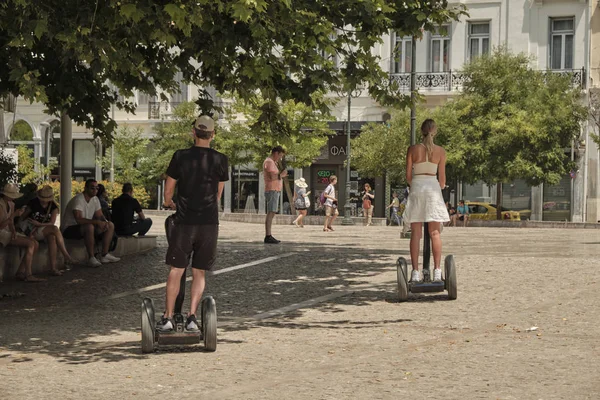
{"left": 1, "top": 220, "right": 599, "bottom": 399}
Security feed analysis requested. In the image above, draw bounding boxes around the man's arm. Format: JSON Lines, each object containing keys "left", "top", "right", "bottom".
{"left": 217, "top": 182, "right": 225, "bottom": 202}
{"left": 164, "top": 176, "right": 177, "bottom": 208}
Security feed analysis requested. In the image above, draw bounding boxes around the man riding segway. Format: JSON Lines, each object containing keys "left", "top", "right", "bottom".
{"left": 157, "top": 115, "right": 229, "bottom": 332}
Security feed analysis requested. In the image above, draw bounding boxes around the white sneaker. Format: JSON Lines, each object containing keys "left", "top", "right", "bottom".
{"left": 88, "top": 256, "right": 102, "bottom": 268}
{"left": 99, "top": 253, "right": 121, "bottom": 263}
{"left": 433, "top": 268, "right": 442, "bottom": 282}
{"left": 411, "top": 269, "right": 421, "bottom": 282}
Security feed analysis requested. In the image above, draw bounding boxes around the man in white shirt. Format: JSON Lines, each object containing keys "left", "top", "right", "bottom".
{"left": 61, "top": 179, "right": 120, "bottom": 267}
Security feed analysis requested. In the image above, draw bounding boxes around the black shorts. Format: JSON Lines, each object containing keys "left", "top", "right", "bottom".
{"left": 166, "top": 224, "right": 219, "bottom": 270}
{"left": 459, "top": 215, "right": 466, "bottom": 221}
{"left": 62, "top": 225, "right": 103, "bottom": 241}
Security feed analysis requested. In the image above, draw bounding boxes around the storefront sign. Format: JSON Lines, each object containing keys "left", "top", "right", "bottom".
{"left": 317, "top": 169, "right": 336, "bottom": 184}
{"left": 330, "top": 145, "right": 347, "bottom": 156}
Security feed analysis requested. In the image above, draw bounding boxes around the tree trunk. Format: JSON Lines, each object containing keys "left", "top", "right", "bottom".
{"left": 283, "top": 176, "right": 295, "bottom": 215}
{"left": 496, "top": 183, "right": 503, "bottom": 220}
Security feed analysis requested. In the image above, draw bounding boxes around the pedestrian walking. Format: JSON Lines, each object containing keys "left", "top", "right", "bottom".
{"left": 387, "top": 191, "right": 401, "bottom": 226}
{"left": 322, "top": 175, "right": 338, "bottom": 232}
{"left": 403, "top": 119, "right": 450, "bottom": 282}
{"left": 292, "top": 178, "right": 310, "bottom": 228}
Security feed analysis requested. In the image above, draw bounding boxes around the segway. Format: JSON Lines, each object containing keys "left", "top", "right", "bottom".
{"left": 397, "top": 223, "right": 457, "bottom": 301}
{"left": 141, "top": 214, "right": 218, "bottom": 353}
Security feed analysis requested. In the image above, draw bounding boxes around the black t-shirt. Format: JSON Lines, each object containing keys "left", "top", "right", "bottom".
{"left": 27, "top": 197, "right": 58, "bottom": 223}
{"left": 166, "top": 146, "right": 229, "bottom": 225}
{"left": 112, "top": 194, "right": 142, "bottom": 230}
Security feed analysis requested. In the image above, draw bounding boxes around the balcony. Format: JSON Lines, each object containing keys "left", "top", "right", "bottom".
{"left": 390, "top": 68, "right": 585, "bottom": 92}
{"left": 148, "top": 101, "right": 181, "bottom": 120}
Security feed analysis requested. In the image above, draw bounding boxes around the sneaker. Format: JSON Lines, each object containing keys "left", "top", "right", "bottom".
{"left": 433, "top": 268, "right": 442, "bottom": 282}
{"left": 99, "top": 253, "right": 121, "bottom": 263}
{"left": 156, "top": 316, "right": 174, "bottom": 332}
{"left": 186, "top": 314, "right": 199, "bottom": 331}
{"left": 411, "top": 269, "right": 421, "bottom": 283}
{"left": 264, "top": 235, "right": 281, "bottom": 244}
{"left": 88, "top": 256, "right": 102, "bottom": 268}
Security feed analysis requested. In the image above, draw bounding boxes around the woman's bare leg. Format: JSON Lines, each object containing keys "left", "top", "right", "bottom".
{"left": 409, "top": 222, "right": 422, "bottom": 271}
{"left": 12, "top": 236, "right": 42, "bottom": 280}
{"left": 428, "top": 222, "right": 442, "bottom": 269}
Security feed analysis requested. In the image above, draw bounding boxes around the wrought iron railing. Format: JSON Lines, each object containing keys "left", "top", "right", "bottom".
{"left": 148, "top": 101, "right": 181, "bottom": 119}
{"left": 390, "top": 68, "right": 585, "bottom": 92}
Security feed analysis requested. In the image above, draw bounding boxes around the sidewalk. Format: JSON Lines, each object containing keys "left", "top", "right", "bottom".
{"left": 1, "top": 222, "right": 599, "bottom": 399}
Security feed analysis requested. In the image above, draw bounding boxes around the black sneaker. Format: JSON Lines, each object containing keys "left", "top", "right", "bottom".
{"left": 264, "top": 235, "right": 281, "bottom": 244}
{"left": 186, "top": 314, "right": 199, "bottom": 331}
{"left": 156, "top": 316, "right": 174, "bottom": 332}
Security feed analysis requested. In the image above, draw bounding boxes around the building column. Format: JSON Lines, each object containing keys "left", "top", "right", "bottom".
{"left": 60, "top": 112, "right": 72, "bottom": 226}
{"left": 223, "top": 168, "right": 232, "bottom": 213}
{"left": 95, "top": 140, "right": 103, "bottom": 181}
{"left": 258, "top": 172, "right": 265, "bottom": 214}
{"left": 572, "top": 156, "right": 585, "bottom": 222}
{"left": 531, "top": 184, "right": 543, "bottom": 221}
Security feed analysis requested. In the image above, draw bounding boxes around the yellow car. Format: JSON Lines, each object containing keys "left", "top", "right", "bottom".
{"left": 465, "top": 202, "right": 521, "bottom": 221}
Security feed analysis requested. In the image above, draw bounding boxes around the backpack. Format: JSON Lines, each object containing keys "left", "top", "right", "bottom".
{"left": 320, "top": 191, "right": 326, "bottom": 205}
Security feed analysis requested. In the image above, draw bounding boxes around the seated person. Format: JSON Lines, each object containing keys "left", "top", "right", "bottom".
{"left": 20, "top": 185, "right": 76, "bottom": 276}
{"left": 111, "top": 183, "right": 153, "bottom": 236}
{"left": 456, "top": 200, "right": 470, "bottom": 227}
{"left": 61, "top": 179, "right": 121, "bottom": 267}
{"left": 445, "top": 202, "right": 457, "bottom": 227}
{"left": 96, "top": 184, "right": 112, "bottom": 221}
{"left": 0, "top": 183, "right": 43, "bottom": 282}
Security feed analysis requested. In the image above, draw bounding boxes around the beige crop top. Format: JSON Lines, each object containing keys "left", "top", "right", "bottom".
{"left": 412, "top": 144, "right": 438, "bottom": 175}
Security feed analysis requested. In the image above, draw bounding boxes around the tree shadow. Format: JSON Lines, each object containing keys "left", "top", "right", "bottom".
{"left": 0, "top": 237, "right": 410, "bottom": 364}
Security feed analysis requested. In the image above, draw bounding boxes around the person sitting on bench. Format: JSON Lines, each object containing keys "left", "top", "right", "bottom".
{"left": 61, "top": 179, "right": 120, "bottom": 267}
{"left": 111, "top": 183, "right": 153, "bottom": 237}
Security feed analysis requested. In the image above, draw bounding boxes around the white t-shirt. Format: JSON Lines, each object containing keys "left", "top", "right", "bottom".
{"left": 324, "top": 184, "right": 335, "bottom": 207}
{"left": 61, "top": 193, "right": 101, "bottom": 231}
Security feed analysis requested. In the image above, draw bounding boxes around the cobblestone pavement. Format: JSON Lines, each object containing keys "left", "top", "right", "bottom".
{"left": 1, "top": 218, "right": 599, "bottom": 399}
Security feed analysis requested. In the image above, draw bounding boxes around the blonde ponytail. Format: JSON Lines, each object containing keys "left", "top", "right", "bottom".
{"left": 421, "top": 119, "right": 437, "bottom": 159}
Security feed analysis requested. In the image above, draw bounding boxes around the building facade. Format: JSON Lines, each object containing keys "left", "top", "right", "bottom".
{"left": 2, "top": 0, "right": 599, "bottom": 221}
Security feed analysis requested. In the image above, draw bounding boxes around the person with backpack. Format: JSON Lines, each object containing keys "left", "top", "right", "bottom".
{"left": 322, "top": 175, "right": 338, "bottom": 232}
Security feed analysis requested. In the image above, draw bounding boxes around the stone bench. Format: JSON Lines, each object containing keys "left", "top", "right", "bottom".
{"left": 0, "top": 235, "right": 157, "bottom": 282}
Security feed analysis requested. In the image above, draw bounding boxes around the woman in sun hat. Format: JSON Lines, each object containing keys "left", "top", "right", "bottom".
{"left": 19, "top": 185, "right": 76, "bottom": 276}
{"left": 292, "top": 177, "right": 311, "bottom": 228}
{"left": 0, "top": 183, "right": 44, "bottom": 282}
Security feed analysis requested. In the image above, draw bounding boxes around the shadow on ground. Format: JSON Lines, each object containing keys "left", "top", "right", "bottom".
{"left": 0, "top": 237, "right": 409, "bottom": 364}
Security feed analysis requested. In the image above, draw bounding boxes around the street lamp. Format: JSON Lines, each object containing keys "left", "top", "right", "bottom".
{"left": 342, "top": 91, "right": 355, "bottom": 225}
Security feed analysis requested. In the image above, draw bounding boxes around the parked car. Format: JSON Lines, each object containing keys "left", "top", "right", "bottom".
{"left": 466, "top": 202, "right": 521, "bottom": 221}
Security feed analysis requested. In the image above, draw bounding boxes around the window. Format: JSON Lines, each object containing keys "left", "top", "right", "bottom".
{"left": 550, "top": 18, "right": 574, "bottom": 70}
{"left": 430, "top": 26, "right": 451, "bottom": 72}
{"left": 468, "top": 22, "right": 490, "bottom": 60}
{"left": 393, "top": 34, "right": 412, "bottom": 73}
{"left": 137, "top": 91, "right": 156, "bottom": 106}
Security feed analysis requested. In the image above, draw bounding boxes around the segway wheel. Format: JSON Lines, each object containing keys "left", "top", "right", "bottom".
{"left": 396, "top": 257, "right": 409, "bottom": 302}
{"left": 445, "top": 255, "right": 457, "bottom": 300}
{"left": 202, "top": 297, "right": 217, "bottom": 352}
{"left": 141, "top": 298, "right": 156, "bottom": 353}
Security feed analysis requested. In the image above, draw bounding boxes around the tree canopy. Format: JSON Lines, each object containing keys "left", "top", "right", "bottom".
{"left": 0, "top": 0, "right": 466, "bottom": 142}
{"left": 441, "top": 48, "right": 587, "bottom": 188}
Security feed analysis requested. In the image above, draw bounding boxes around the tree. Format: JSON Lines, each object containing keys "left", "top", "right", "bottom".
{"left": 589, "top": 89, "right": 600, "bottom": 146}
{"left": 0, "top": 1, "right": 466, "bottom": 142}
{"left": 140, "top": 102, "right": 197, "bottom": 186}
{"left": 0, "top": 147, "right": 18, "bottom": 188}
{"left": 352, "top": 108, "right": 435, "bottom": 184}
{"left": 439, "top": 48, "right": 587, "bottom": 218}
{"left": 214, "top": 92, "right": 334, "bottom": 212}
{"left": 99, "top": 125, "right": 149, "bottom": 185}
{"left": 16, "top": 145, "right": 55, "bottom": 184}
{"left": 9, "top": 121, "right": 33, "bottom": 141}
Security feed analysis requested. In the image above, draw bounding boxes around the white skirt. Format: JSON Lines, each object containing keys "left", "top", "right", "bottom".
{"left": 403, "top": 175, "right": 450, "bottom": 223}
